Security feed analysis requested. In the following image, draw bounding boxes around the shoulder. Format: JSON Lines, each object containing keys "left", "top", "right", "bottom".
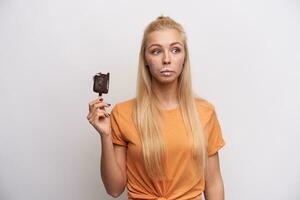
{"left": 195, "top": 96, "right": 215, "bottom": 112}
{"left": 194, "top": 97, "right": 216, "bottom": 121}
{"left": 113, "top": 98, "right": 136, "bottom": 111}
{"left": 111, "top": 98, "right": 136, "bottom": 119}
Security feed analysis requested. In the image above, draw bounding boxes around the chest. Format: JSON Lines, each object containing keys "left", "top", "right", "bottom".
{"left": 122, "top": 111, "right": 193, "bottom": 163}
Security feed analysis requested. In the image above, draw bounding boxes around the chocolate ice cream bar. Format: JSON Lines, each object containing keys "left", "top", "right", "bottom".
{"left": 93, "top": 72, "right": 110, "bottom": 96}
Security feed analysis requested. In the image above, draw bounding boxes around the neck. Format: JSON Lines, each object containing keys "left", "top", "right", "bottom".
{"left": 151, "top": 79, "right": 179, "bottom": 110}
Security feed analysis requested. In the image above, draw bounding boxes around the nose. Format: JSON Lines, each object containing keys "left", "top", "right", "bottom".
{"left": 162, "top": 51, "right": 171, "bottom": 65}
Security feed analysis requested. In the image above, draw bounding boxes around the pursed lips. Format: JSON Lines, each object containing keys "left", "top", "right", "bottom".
{"left": 160, "top": 67, "right": 174, "bottom": 73}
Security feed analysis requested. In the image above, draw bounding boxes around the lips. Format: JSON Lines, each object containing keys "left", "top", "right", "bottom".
{"left": 160, "top": 67, "right": 174, "bottom": 73}
{"left": 160, "top": 67, "right": 174, "bottom": 77}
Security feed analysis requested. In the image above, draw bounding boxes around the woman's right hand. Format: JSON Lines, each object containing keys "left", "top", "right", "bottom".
{"left": 87, "top": 97, "right": 112, "bottom": 137}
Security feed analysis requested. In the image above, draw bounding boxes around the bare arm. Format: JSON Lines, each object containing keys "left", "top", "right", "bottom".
{"left": 87, "top": 97, "right": 127, "bottom": 197}
{"left": 204, "top": 152, "right": 224, "bottom": 200}
{"left": 100, "top": 135, "right": 127, "bottom": 197}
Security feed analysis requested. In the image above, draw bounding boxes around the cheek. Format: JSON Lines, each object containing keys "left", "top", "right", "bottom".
{"left": 146, "top": 58, "right": 161, "bottom": 71}
{"left": 145, "top": 58, "right": 158, "bottom": 76}
{"left": 146, "top": 57, "right": 156, "bottom": 66}
{"left": 174, "top": 56, "right": 185, "bottom": 69}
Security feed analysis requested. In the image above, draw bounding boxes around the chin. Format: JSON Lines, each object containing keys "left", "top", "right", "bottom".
{"left": 156, "top": 77, "right": 178, "bottom": 85}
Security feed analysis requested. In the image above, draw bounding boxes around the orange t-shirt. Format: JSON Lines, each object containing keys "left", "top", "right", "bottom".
{"left": 110, "top": 98, "right": 225, "bottom": 200}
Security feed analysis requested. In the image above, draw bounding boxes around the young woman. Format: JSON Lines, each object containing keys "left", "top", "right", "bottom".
{"left": 87, "top": 16, "right": 225, "bottom": 200}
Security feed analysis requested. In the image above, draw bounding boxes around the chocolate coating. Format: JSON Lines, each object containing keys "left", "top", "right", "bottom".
{"left": 93, "top": 72, "right": 109, "bottom": 96}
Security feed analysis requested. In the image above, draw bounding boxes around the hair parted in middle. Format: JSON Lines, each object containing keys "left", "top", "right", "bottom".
{"left": 133, "top": 15, "right": 207, "bottom": 181}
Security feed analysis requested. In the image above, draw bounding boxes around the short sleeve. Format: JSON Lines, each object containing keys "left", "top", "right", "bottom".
{"left": 206, "top": 108, "right": 225, "bottom": 156}
{"left": 110, "top": 105, "right": 127, "bottom": 146}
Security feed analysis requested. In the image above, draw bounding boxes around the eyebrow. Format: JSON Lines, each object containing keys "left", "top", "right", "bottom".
{"left": 147, "top": 42, "right": 183, "bottom": 49}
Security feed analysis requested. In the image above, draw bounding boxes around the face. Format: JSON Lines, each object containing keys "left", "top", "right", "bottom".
{"left": 144, "top": 29, "right": 185, "bottom": 85}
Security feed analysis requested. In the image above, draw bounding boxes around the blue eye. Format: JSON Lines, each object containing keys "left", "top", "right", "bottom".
{"left": 151, "top": 49, "right": 161, "bottom": 55}
{"left": 172, "top": 48, "right": 181, "bottom": 53}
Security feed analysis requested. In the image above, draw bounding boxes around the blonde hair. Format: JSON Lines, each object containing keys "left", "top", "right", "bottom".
{"left": 134, "top": 16, "right": 207, "bottom": 180}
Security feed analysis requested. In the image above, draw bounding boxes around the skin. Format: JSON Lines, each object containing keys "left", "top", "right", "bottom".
{"left": 144, "top": 29, "right": 185, "bottom": 109}
{"left": 204, "top": 152, "right": 225, "bottom": 200}
{"left": 87, "top": 97, "right": 126, "bottom": 197}
{"left": 87, "top": 28, "right": 224, "bottom": 199}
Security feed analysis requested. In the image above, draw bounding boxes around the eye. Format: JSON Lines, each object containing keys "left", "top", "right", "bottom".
{"left": 150, "top": 49, "right": 161, "bottom": 55}
{"left": 171, "top": 47, "right": 181, "bottom": 54}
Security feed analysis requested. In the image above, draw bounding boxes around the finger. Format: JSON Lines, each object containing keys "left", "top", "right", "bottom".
{"left": 87, "top": 106, "right": 100, "bottom": 120}
{"left": 87, "top": 110, "right": 97, "bottom": 121}
{"left": 88, "top": 110, "right": 101, "bottom": 124}
{"left": 87, "top": 105, "right": 107, "bottom": 120}
{"left": 104, "top": 112, "right": 110, "bottom": 118}
{"left": 96, "top": 109, "right": 111, "bottom": 118}
{"left": 92, "top": 110, "right": 109, "bottom": 124}
{"left": 89, "top": 97, "right": 103, "bottom": 111}
{"left": 89, "top": 101, "right": 109, "bottom": 113}
{"left": 91, "top": 102, "right": 111, "bottom": 113}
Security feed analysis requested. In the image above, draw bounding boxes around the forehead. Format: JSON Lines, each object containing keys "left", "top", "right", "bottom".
{"left": 146, "top": 29, "right": 184, "bottom": 47}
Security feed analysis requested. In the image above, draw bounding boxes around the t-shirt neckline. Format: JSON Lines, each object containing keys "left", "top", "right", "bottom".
{"left": 161, "top": 106, "right": 180, "bottom": 113}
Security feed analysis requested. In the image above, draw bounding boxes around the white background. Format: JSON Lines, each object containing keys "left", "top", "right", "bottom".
{"left": 1, "top": 0, "right": 300, "bottom": 199}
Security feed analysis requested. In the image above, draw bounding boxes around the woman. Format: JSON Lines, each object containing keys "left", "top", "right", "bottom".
{"left": 87, "top": 16, "right": 225, "bottom": 200}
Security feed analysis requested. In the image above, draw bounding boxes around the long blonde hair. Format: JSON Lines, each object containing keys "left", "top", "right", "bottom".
{"left": 134, "top": 16, "right": 207, "bottom": 180}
